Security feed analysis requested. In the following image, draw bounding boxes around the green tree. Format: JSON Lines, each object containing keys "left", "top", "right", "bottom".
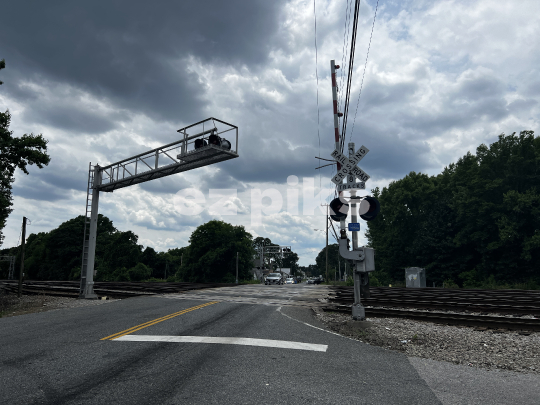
{"left": 177, "top": 220, "right": 255, "bottom": 283}
{"left": 366, "top": 130, "right": 540, "bottom": 286}
{"left": 0, "top": 118, "right": 50, "bottom": 246}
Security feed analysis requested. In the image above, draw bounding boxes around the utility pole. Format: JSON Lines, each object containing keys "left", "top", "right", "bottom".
{"left": 236, "top": 252, "right": 239, "bottom": 284}
{"left": 18, "top": 216, "right": 27, "bottom": 298}
{"left": 320, "top": 203, "right": 329, "bottom": 283}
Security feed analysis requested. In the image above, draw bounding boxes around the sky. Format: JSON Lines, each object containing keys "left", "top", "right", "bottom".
{"left": 1, "top": 0, "right": 539, "bottom": 266}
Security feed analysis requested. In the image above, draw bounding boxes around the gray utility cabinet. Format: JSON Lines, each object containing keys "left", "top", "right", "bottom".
{"left": 405, "top": 267, "right": 426, "bottom": 288}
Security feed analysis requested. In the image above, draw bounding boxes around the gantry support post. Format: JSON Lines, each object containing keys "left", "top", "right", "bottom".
{"left": 80, "top": 165, "right": 101, "bottom": 299}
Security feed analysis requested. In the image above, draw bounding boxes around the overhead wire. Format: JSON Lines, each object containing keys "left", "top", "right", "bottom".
{"left": 349, "top": 0, "right": 379, "bottom": 142}
{"left": 313, "top": 0, "right": 322, "bottom": 199}
{"left": 341, "top": 0, "right": 361, "bottom": 154}
{"left": 338, "top": 0, "right": 353, "bottom": 116}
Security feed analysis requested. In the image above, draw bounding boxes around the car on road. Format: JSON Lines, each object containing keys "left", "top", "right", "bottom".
{"left": 265, "top": 273, "right": 283, "bottom": 285}
{"left": 285, "top": 277, "right": 295, "bottom": 284}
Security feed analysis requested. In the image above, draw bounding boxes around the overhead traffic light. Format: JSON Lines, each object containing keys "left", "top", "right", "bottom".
{"left": 359, "top": 196, "right": 380, "bottom": 221}
{"left": 208, "top": 133, "right": 221, "bottom": 146}
{"left": 329, "top": 197, "right": 349, "bottom": 221}
{"left": 195, "top": 133, "right": 232, "bottom": 151}
{"left": 194, "top": 138, "right": 207, "bottom": 149}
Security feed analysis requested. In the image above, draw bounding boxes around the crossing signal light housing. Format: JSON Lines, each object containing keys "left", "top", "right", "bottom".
{"left": 359, "top": 196, "right": 380, "bottom": 221}
{"left": 194, "top": 138, "right": 207, "bottom": 149}
{"left": 208, "top": 133, "right": 221, "bottom": 146}
{"left": 329, "top": 198, "right": 349, "bottom": 221}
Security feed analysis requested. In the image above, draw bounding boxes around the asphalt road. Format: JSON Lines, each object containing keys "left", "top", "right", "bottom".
{"left": 1, "top": 284, "right": 537, "bottom": 404}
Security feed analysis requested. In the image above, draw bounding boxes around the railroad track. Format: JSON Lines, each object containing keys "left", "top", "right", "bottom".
{"left": 324, "top": 286, "right": 540, "bottom": 331}
{"left": 0, "top": 280, "right": 237, "bottom": 299}
{"left": 327, "top": 286, "right": 540, "bottom": 315}
{"left": 322, "top": 305, "right": 540, "bottom": 331}
{"left": 3, "top": 281, "right": 539, "bottom": 331}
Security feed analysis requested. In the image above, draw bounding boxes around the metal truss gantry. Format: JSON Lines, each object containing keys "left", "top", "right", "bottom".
{"left": 80, "top": 118, "right": 239, "bottom": 299}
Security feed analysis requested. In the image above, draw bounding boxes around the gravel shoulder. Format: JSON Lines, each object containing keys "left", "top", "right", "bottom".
{"left": 0, "top": 291, "right": 120, "bottom": 318}
{"left": 316, "top": 309, "right": 540, "bottom": 376}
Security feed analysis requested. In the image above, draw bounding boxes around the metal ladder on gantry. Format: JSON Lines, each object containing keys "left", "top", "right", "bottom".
{"left": 79, "top": 118, "right": 239, "bottom": 298}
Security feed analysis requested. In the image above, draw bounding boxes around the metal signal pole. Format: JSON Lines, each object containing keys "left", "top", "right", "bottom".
{"left": 326, "top": 204, "right": 329, "bottom": 282}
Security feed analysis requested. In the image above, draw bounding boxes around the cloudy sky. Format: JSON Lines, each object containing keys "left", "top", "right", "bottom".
{"left": 1, "top": 0, "right": 539, "bottom": 266}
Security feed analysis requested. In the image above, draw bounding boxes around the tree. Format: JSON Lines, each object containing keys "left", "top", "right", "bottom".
{"left": 177, "top": 220, "right": 255, "bottom": 283}
{"left": 1, "top": 60, "right": 51, "bottom": 246}
{"left": 366, "top": 130, "right": 540, "bottom": 286}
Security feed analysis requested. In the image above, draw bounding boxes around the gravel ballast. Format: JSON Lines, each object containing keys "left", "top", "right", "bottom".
{"left": 316, "top": 309, "right": 540, "bottom": 375}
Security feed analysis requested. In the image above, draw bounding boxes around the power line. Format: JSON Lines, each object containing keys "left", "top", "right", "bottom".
{"left": 338, "top": 0, "right": 353, "bottom": 116}
{"left": 313, "top": 0, "right": 324, "bottom": 200}
{"left": 341, "top": 0, "right": 362, "bottom": 153}
{"left": 349, "top": 0, "right": 379, "bottom": 142}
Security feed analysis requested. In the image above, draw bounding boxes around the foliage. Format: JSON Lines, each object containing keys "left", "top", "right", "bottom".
{"left": 176, "top": 220, "right": 256, "bottom": 283}
{"left": 0, "top": 59, "right": 50, "bottom": 246}
{"left": 315, "top": 243, "right": 347, "bottom": 279}
{"left": 366, "top": 131, "right": 540, "bottom": 287}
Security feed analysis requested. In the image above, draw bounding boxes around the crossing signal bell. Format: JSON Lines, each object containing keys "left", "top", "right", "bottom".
{"left": 359, "top": 196, "right": 380, "bottom": 221}
{"left": 329, "top": 198, "right": 349, "bottom": 221}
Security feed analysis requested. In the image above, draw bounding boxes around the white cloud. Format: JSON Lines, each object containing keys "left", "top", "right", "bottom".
{"left": 2, "top": 0, "right": 539, "bottom": 266}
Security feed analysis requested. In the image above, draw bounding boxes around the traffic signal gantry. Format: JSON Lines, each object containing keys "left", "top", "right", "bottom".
{"left": 327, "top": 60, "right": 380, "bottom": 321}
{"left": 79, "top": 118, "right": 239, "bottom": 299}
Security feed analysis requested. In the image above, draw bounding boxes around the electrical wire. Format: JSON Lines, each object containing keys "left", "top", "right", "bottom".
{"left": 349, "top": 0, "right": 379, "bottom": 142}
{"left": 314, "top": 0, "right": 322, "bottom": 198}
{"left": 338, "top": 0, "right": 353, "bottom": 116}
{"left": 341, "top": 0, "right": 361, "bottom": 153}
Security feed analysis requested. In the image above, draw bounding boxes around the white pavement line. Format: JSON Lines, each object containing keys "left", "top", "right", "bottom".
{"left": 276, "top": 307, "right": 361, "bottom": 342}
{"left": 114, "top": 335, "right": 328, "bottom": 352}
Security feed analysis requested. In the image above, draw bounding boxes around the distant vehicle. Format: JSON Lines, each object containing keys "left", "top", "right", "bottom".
{"left": 285, "top": 277, "right": 295, "bottom": 284}
{"left": 307, "top": 278, "right": 315, "bottom": 284}
{"left": 312, "top": 276, "right": 323, "bottom": 285}
{"left": 265, "top": 273, "right": 283, "bottom": 285}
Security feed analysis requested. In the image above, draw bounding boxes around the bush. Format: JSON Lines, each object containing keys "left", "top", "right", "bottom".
{"left": 442, "top": 278, "right": 459, "bottom": 289}
{"left": 127, "top": 263, "right": 151, "bottom": 282}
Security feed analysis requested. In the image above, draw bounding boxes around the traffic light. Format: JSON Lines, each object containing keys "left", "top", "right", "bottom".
{"left": 329, "top": 197, "right": 349, "bottom": 221}
{"left": 220, "top": 138, "right": 232, "bottom": 150}
{"left": 359, "top": 196, "right": 380, "bottom": 221}
{"left": 208, "top": 133, "right": 221, "bottom": 146}
{"left": 194, "top": 138, "right": 207, "bottom": 149}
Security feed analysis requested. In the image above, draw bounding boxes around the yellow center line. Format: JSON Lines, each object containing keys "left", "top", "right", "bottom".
{"left": 101, "top": 301, "right": 219, "bottom": 341}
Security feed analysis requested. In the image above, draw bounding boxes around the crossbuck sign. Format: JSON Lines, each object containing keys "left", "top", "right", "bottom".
{"left": 330, "top": 145, "right": 370, "bottom": 191}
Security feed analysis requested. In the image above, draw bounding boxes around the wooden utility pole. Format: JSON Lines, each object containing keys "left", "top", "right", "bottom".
{"left": 236, "top": 252, "right": 239, "bottom": 284}
{"left": 18, "top": 216, "right": 27, "bottom": 298}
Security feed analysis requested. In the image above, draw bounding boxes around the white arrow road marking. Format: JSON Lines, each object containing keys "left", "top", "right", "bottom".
{"left": 114, "top": 335, "right": 328, "bottom": 352}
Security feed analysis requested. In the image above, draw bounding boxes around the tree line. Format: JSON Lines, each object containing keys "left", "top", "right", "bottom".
{"left": 0, "top": 216, "right": 301, "bottom": 284}
{"left": 365, "top": 131, "right": 539, "bottom": 288}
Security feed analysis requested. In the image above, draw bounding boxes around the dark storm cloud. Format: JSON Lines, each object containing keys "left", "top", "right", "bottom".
{"left": 1, "top": 0, "right": 286, "bottom": 124}
{"left": 23, "top": 99, "right": 126, "bottom": 134}
{"left": 13, "top": 177, "right": 68, "bottom": 202}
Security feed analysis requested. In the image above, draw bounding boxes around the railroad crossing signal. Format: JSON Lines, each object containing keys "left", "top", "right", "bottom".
{"left": 330, "top": 145, "right": 370, "bottom": 187}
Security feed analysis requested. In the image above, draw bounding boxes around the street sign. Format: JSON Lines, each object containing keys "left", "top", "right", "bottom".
{"left": 348, "top": 223, "right": 360, "bottom": 231}
{"left": 337, "top": 182, "right": 365, "bottom": 192}
{"left": 330, "top": 146, "right": 370, "bottom": 185}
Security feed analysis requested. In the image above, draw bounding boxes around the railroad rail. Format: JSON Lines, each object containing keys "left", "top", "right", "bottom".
{"left": 2, "top": 281, "right": 539, "bottom": 331}
{"left": 323, "top": 285, "right": 540, "bottom": 331}
{"left": 326, "top": 286, "right": 540, "bottom": 315}
{"left": 0, "top": 280, "right": 237, "bottom": 299}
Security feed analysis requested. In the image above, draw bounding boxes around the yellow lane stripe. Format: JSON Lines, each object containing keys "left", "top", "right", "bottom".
{"left": 101, "top": 301, "right": 219, "bottom": 341}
